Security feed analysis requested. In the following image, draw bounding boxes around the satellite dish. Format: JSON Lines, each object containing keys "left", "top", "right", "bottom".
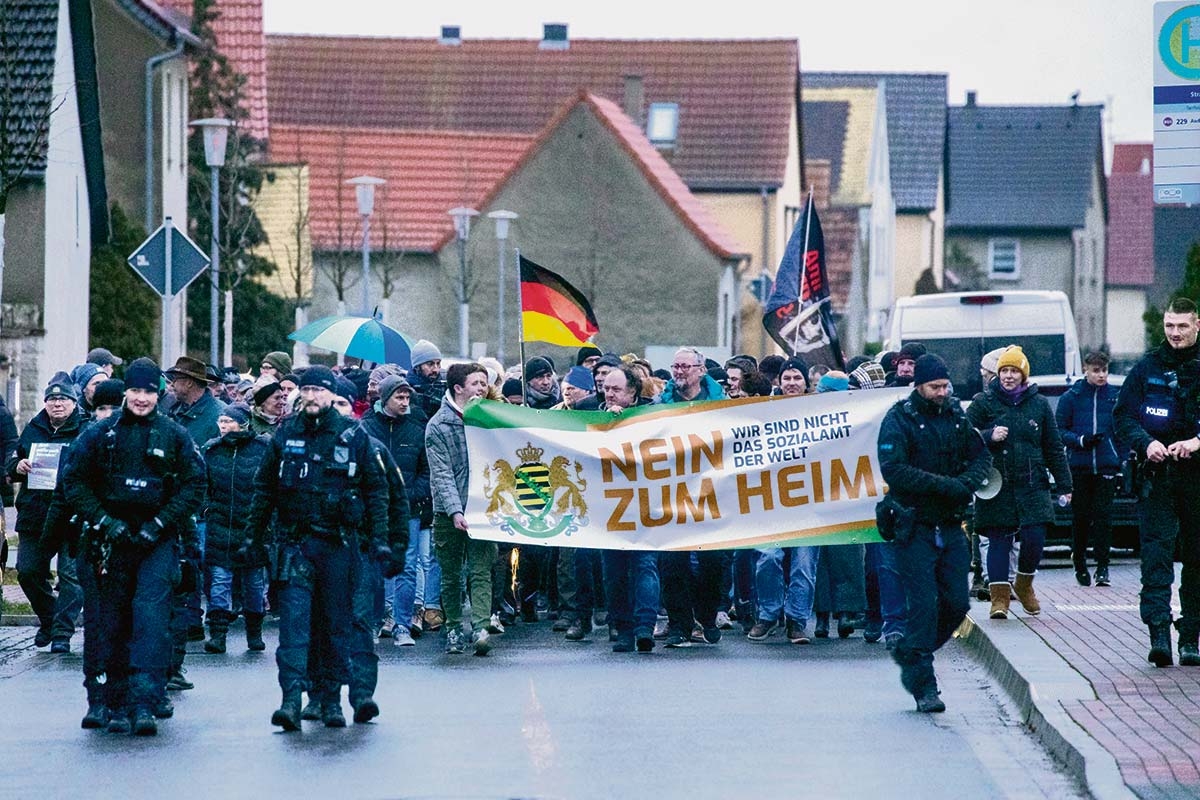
{"left": 975, "top": 467, "right": 1002, "bottom": 500}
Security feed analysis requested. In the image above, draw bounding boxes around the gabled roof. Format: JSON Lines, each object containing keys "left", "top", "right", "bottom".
{"left": 161, "top": 0, "right": 267, "bottom": 138}
{"left": 1107, "top": 143, "right": 1153, "bottom": 287}
{"left": 267, "top": 126, "right": 534, "bottom": 253}
{"left": 447, "top": 91, "right": 744, "bottom": 259}
{"left": 111, "top": 0, "right": 200, "bottom": 46}
{"left": 804, "top": 72, "right": 946, "bottom": 211}
{"left": 947, "top": 103, "right": 1104, "bottom": 230}
{"left": 801, "top": 86, "right": 881, "bottom": 207}
{"left": 3, "top": 0, "right": 58, "bottom": 179}
{"left": 266, "top": 35, "right": 798, "bottom": 189}
{"left": 271, "top": 91, "right": 744, "bottom": 260}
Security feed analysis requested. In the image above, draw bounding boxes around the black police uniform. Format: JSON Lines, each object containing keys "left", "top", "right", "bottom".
{"left": 877, "top": 389, "right": 992, "bottom": 710}
{"left": 1114, "top": 341, "right": 1200, "bottom": 666}
{"left": 244, "top": 404, "right": 389, "bottom": 730}
{"left": 64, "top": 407, "right": 205, "bottom": 733}
{"left": 308, "top": 438, "right": 409, "bottom": 724}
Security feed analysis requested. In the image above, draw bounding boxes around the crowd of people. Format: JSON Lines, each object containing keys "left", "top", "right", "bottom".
{"left": 4, "top": 298, "right": 1200, "bottom": 733}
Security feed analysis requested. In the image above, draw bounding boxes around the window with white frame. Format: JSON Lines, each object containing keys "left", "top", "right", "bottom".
{"left": 988, "top": 239, "right": 1020, "bottom": 280}
{"left": 647, "top": 103, "right": 679, "bottom": 146}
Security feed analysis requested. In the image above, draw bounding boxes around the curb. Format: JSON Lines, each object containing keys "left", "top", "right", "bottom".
{"left": 1, "top": 616, "right": 38, "bottom": 626}
{"left": 958, "top": 612, "right": 1135, "bottom": 800}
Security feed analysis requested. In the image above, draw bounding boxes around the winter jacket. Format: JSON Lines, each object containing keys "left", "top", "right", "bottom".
{"left": 425, "top": 393, "right": 471, "bottom": 517}
{"left": 170, "top": 390, "right": 226, "bottom": 447}
{"left": 878, "top": 390, "right": 991, "bottom": 525}
{"left": 248, "top": 409, "right": 278, "bottom": 437}
{"left": 361, "top": 405, "right": 432, "bottom": 524}
{"left": 967, "top": 380, "right": 1072, "bottom": 529}
{"left": 0, "top": 398, "right": 18, "bottom": 508}
{"left": 7, "top": 408, "right": 85, "bottom": 535}
{"left": 655, "top": 374, "right": 727, "bottom": 404}
{"left": 1056, "top": 378, "right": 1123, "bottom": 474}
{"left": 202, "top": 429, "right": 272, "bottom": 569}
{"left": 367, "top": 438, "right": 411, "bottom": 568}
{"left": 1114, "top": 341, "right": 1200, "bottom": 458}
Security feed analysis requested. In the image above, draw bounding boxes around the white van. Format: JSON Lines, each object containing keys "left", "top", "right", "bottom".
{"left": 885, "top": 291, "right": 1081, "bottom": 398}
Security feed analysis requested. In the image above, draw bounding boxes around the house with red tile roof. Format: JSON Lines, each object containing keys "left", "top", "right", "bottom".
{"left": 2, "top": 0, "right": 197, "bottom": 418}
{"left": 1105, "top": 143, "right": 1153, "bottom": 361}
{"left": 262, "top": 24, "right": 799, "bottom": 360}
{"left": 268, "top": 91, "right": 746, "bottom": 362}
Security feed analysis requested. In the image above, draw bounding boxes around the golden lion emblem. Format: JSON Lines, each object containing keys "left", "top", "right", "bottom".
{"left": 481, "top": 443, "right": 589, "bottom": 537}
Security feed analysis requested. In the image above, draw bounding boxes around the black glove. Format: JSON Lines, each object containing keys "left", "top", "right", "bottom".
{"left": 948, "top": 478, "right": 975, "bottom": 504}
{"left": 97, "top": 515, "right": 130, "bottom": 544}
{"left": 1082, "top": 433, "right": 1104, "bottom": 449}
{"left": 234, "top": 536, "right": 258, "bottom": 564}
{"left": 135, "top": 518, "right": 164, "bottom": 547}
{"left": 374, "top": 543, "right": 404, "bottom": 579}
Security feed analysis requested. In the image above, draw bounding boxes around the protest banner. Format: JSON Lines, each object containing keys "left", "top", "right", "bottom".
{"left": 463, "top": 388, "right": 907, "bottom": 550}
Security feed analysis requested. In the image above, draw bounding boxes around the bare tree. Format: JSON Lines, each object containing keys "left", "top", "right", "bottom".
{"left": 323, "top": 130, "right": 359, "bottom": 308}
{"left": 374, "top": 195, "right": 406, "bottom": 316}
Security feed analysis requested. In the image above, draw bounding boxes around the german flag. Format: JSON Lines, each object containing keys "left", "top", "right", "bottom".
{"left": 519, "top": 256, "right": 600, "bottom": 348}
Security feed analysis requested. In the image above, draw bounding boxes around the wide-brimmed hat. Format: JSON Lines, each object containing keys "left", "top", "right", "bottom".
{"left": 164, "top": 356, "right": 212, "bottom": 385}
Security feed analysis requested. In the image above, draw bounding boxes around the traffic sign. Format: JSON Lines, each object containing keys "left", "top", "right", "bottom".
{"left": 127, "top": 221, "right": 211, "bottom": 296}
{"left": 1154, "top": 2, "right": 1200, "bottom": 204}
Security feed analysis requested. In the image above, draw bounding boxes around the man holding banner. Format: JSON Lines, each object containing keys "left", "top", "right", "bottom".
{"left": 877, "top": 354, "right": 991, "bottom": 713}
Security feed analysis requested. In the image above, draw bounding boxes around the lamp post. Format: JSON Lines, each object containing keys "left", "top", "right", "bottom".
{"left": 347, "top": 176, "right": 386, "bottom": 317}
{"left": 190, "top": 118, "right": 231, "bottom": 366}
{"left": 448, "top": 206, "right": 479, "bottom": 357}
{"left": 487, "top": 210, "right": 518, "bottom": 363}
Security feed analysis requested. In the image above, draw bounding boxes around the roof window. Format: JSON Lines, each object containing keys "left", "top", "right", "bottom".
{"left": 647, "top": 103, "right": 679, "bottom": 146}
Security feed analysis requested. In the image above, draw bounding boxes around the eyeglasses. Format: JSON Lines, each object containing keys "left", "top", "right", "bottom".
{"left": 45, "top": 397, "right": 72, "bottom": 403}
{"left": 670, "top": 363, "right": 701, "bottom": 372}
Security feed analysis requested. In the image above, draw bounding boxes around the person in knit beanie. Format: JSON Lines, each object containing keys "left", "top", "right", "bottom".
{"left": 967, "top": 344, "right": 1071, "bottom": 623}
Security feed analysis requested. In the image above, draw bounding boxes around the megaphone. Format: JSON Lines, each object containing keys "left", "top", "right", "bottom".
{"left": 974, "top": 467, "right": 1002, "bottom": 500}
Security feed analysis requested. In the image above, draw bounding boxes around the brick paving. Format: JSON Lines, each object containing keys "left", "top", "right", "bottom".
{"left": 1016, "top": 562, "right": 1200, "bottom": 799}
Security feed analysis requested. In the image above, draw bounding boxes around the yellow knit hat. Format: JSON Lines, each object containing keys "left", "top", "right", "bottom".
{"left": 996, "top": 346, "right": 1030, "bottom": 380}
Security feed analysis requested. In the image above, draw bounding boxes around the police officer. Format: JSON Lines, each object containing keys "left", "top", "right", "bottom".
{"left": 1114, "top": 297, "right": 1200, "bottom": 667}
{"left": 877, "top": 354, "right": 992, "bottom": 712}
{"left": 64, "top": 359, "right": 205, "bottom": 735}
{"left": 243, "top": 366, "right": 390, "bottom": 731}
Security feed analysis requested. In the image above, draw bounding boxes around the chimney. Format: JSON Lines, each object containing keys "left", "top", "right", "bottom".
{"left": 440, "top": 25, "right": 462, "bottom": 45}
{"left": 540, "top": 23, "right": 569, "bottom": 50}
{"left": 623, "top": 75, "right": 644, "bottom": 127}
{"left": 966, "top": 90, "right": 977, "bottom": 107}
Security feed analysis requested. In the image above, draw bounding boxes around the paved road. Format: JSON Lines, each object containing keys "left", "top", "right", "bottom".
{"left": 1, "top": 619, "right": 1083, "bottom": 799}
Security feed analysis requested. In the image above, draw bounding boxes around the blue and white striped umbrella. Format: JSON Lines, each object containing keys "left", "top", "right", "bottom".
{"left": 288, "top": 315, "right": 413, "bottom": 368}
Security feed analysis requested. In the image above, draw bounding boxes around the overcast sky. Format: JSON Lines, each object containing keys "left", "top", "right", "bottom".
{"left": 264, "top": 0, "right": 1159, "bottom": 146}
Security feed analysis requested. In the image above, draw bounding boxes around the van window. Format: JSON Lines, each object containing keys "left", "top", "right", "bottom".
{"left": 910, "top": 334, "right": 1066, "bottom": 398}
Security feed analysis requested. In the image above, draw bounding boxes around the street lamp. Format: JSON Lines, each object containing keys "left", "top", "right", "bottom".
{"left": 487, "top": 210, "right": 518, "bottom": 364}
{"left": 190, "top": 117, "right": 231, "bottom": 367}
{"left": 448, "top": 206, "right": 479, "bottom": 357}
{"left": 347, "top": 176, "right": 386, "bottom": 317}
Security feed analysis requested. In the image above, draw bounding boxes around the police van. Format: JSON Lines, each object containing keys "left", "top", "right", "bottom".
{"left": 885, "top": 290, "right": 1082, "bottom": 398}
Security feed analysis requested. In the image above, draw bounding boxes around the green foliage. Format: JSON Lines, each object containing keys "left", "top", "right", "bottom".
{"left": 89, "top": 204, "right": 159, "bottom": 358}
{"left": 183, "top": 0, "right": 290, "bottom": 363}
{"left": 1144, "top": 242, "right": 1200, "bottom": 348}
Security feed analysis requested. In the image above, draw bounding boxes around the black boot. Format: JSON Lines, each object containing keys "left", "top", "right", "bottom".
{"left": 132, "top": 706, "right": 158, "bottom": 736}
{"left": 322, "top": 700, "right": 346, "bottom": 728}
{"left": 1176, "top": 621, "right": 1200, "bottom": 666}
{"left": 106, "top": 709, "right": 131, "bottom": 734}
{"left": 1148, "top": 622, "right": 1174, "bottom": 668}
{"left": 272, "top": 690, "right": 302, "bottom": 731}
{"left": 245, "top": 612, "right": 266, "bottom": 651}
{"left": 352, "top": 695, "right": 379, "bottom": 724}
{"left": 301, "top": 694, "right": 322, "bottom": 721}
{"left": 81, "top": 678, "right": 109, "bottom": 730}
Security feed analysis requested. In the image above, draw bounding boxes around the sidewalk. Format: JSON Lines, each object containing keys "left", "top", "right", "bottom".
{"left": 963, "top": 561, "right": 1200, "bottom": 800}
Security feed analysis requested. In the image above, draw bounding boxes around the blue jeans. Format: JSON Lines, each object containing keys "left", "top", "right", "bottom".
{"left": 602, "top": 550, "right": 660, "bottom": 637}
{"left": 754, "top": 546, "right": 819, "bottom": 623}
{"left": 980, "top": 524, "right": 1045, "bottom": 581}
{"left": 732, "top": 549, "right": 758, "bottom": 622}
{"left": 865, "top": 542, "right": 906, "bottom": 638}
{"left": 893, "top": 523, "right": 970, "bottom": 696}
{"left": 390, "top": 519, "right": 440, "bottom": 620}
{"left": 206, "top": 565, "right": 266, "bottom": 614}
{"left": 16, "top": 530, "right": 82, "bottom": 639}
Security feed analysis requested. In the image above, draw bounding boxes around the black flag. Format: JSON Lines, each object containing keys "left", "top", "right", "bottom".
{"left": 762, "top": 196, "right": 844, "bottom": 369}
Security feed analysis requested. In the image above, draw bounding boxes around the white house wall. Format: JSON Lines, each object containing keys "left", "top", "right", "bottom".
{"left": 160, "top": 57, "right": 189, "bottom": 365}
{"left": 866, "top": 86, "right": 895, "bottom": 344}
{"left": 40, "top": 0, "right": 91, "bottom": 396}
